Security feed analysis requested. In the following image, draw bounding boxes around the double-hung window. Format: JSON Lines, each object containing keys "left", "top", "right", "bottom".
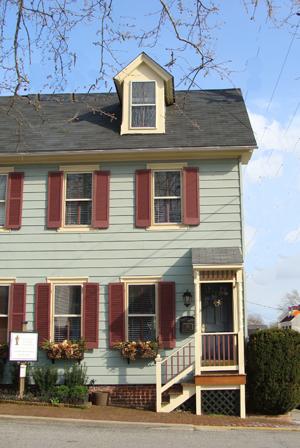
{"left": 131, "top": 81, "right": 156, "bottom": 128}
{"left": 0, "top": 175, "right": 7, "bottom": 227}
{"left": 127, "top": 284, "right": 156, "bottom": 341}
{"left": 65, "top": 173, "right": 92, "bottom": 226}
{"left": 154, "top": 170, "right": 182, "bottom": 224}
{"left": 0, "top": 286, "right": 9, "bottom": 343}
{"left": 54, "top": 285, "right": 82, "bottom": 342}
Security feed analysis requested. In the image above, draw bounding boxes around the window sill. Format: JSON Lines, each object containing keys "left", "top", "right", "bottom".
{"left": 0, "top": 227, "right": 11, "bottom": 233}
{"left": 57, "top": 226, "right": 94, "bottom": 233}
{"left": 146, "top": 224, "right": 189, "bottom": 231}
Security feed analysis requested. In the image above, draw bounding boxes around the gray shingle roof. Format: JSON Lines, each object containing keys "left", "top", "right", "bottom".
{"left": 192, "top": 247, "right": 243, "bottom": 265}
{"left": 0, "top": 89, "right": 256, "bottom": 154}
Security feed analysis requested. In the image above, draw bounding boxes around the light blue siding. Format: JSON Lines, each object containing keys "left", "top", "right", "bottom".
{"left": 0, "top": 158, "right": 242, "bottom": 384}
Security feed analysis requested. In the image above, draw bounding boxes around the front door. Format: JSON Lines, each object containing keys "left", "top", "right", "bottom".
{"left": 201, "top": 282, "right": 233, "bottom": 333}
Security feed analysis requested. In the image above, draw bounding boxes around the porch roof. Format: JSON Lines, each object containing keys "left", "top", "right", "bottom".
{"left": 192, "top": 247, "right": 243, "bottom": 266}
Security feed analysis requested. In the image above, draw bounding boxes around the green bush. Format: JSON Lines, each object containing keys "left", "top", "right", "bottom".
{"left": 31, "top": 366, "right": 58, "bottom": 396}
{"left": 51, "top": 385, "right": 70, "bottom": 403}
{"left": 246, "top": 328, "right": 300, "bottom": 415}
{"left": 64, "top": 364, "right": 87, "bottom": 388}
{"left": 68, "top": 385, "right": 88, "bottom": 404}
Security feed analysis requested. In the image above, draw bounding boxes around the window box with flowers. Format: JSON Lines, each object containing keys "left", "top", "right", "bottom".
{"left": 41, "top": 339, "right": 86, "bottom": 362}
{"left": 113, "top": 340, "right": 159, "bottom": 363}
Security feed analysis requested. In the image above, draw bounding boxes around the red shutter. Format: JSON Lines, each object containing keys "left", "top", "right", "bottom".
{"left": 135, "top": 169, "right": 151, "bottom": 228}
{"left": 47, "top": 172, "right": 63, "bottom": 228}
{"left": 5, "top": 172, "right": 24, "bottom": 230}
{"left": 35, "top": 283, "right": 51, "bottom": 346}
{"left": 83, "top": 283, "right": 99, "bottom": 349}
{"left": 8, "top": 283, "right": 26, "bottom": 332}
{"left": 183, "top": 167, "right": 200, "bottom": 225}
{"left": 158, "top": 282, "right": 176, "bottom": 349}
{"left": 108, "top": 283, "right": 125, "bottom": 348}
{"left": 92, "top": 171, "right": 110, "bottom": 229}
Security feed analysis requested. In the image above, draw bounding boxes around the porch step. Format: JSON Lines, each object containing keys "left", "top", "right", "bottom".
{"left": 160, "top": 383, "right": 196, "bottom": 413}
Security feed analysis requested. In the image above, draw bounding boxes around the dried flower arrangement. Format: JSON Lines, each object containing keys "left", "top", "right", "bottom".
{"left": 41, "top": 339, "right": 86, "bottom": 361}
{"left": 113, "top": 340, "right": 159, "bottom": 362}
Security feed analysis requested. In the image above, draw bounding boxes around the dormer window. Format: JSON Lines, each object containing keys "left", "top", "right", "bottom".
{"left": 131, "top": 81, "right": 156, "bottom": 128}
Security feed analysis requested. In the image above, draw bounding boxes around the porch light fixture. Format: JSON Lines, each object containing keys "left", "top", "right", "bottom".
{"left": 182, "top": 289, "right": 192, "bottom": 307}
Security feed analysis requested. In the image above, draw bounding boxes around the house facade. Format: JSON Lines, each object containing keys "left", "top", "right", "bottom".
{"left": 0, "top": 53, "right": 256, "bottom": 416}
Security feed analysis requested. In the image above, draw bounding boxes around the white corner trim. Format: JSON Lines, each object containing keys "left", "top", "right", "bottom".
{"left": 0, "top": 167, "right": 14, "bottom": 173}
{"left": 47, "top": 277, "right": 89, "bottom": 284}
{"left": 147, "top": 162, "right": 187, "bottom": 170}
{"left": 59, "top": 164, "right": 100, "bottom": 172}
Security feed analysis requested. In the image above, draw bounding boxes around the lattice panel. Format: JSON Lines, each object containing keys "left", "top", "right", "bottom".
{"left": 202, "top": 389, "right": 240, "bottom": 416}
{"left": 200, "top": 270, "right": 236, "bottom": 281}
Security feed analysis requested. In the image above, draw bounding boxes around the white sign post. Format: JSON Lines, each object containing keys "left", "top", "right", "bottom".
{"left": 9, "top": 332, "right": 38, "bottom": 399}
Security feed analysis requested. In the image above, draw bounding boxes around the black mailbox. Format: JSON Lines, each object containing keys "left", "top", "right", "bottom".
{"left": 179, "top": 316, "right": 195, "bottom": 334}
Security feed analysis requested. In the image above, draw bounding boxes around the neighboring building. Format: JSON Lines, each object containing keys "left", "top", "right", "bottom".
{"left": 0, "top": 53, "right": 257, "bottom": 417}
{"left": 247, "top": 324, "right": 268, "bottom": 337}
{"left": 278, "top": 306, "right": 300, "bottom": 332}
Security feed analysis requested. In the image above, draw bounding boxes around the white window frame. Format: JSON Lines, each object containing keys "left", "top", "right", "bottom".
{"left": 122, "top": 277, "right": 161, "bottom": 341}
{"left": 50, "top": 281, "right": 84, "bottom": 342}
{"left": 130, "top": 80, "right": 157, "bottom": 129}
{"left": 0, "top": 174, "right": 8, "bottom": 228}
{"left": 63, "top": 171, "right": 93, "bottom": 228}
{"left": 152, "top": 169, "right": 183, "bottom": 226}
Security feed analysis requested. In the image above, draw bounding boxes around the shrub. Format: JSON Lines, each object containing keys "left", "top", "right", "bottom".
{"left": 51, "top": 385, "right": 70, "bottom": 403}
{"left": 31, "top": 366, "right": 58, "bottom": 396}
{"left": 246, "top": 328, "right": 300, "bottom": 415}
{"left": 64, "top": 364, "right": 87, "bottom": 388}
{"left": 68, "top": 385, "right": 88, "bottom": 404}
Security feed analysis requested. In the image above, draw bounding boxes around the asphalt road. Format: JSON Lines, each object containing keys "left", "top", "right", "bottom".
{"left": 0, "top": 418, "right": 300, "bottom": 448}
{"left": 0, "top": 417, "right": 299, "bottom": 448}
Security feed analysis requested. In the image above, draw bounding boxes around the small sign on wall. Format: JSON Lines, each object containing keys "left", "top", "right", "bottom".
{"left": 9, "top": 332, "right": 38, "bottom": 362}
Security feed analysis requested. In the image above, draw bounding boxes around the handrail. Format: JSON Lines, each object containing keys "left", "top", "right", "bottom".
{"left": 159, "top": 332, "right": 198, "bottom": 366}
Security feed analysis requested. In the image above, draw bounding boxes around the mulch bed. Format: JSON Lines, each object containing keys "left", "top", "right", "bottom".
{"left": 0, "top": 402, "right": 297, "bottom": 429}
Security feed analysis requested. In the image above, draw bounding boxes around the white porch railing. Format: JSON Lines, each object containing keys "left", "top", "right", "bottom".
{"left": 156, "top": 331, "right": 240, "bottom": 411}
{"left": 201, "top": 332, "right": 238, "bottom": 371}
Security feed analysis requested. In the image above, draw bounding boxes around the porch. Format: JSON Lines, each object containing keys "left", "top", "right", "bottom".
{"left": 156, "top": 247, "right": 246, "bottom": 417}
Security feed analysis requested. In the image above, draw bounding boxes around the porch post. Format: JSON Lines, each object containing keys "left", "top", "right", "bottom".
{"left": 155, "top": 354, "right": 162, "bottom": 412}
{"left": 237, "top": 269, "right": 246, "bottom": 418}
{"left": 237, "top": 269, "right": 245, "bottom": 375}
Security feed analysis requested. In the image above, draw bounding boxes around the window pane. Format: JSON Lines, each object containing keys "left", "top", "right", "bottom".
{"left": 129, "top": 285, "right": 155, "bottom": 314}
{"left": 154, "top": 171, "right": 181, "bottom": 197}
{"left": 0, "top": 203, "right": 5, "bottom": 226}
{"left": 0, "top": 317, "right": 8, "bottom": 344}
{"left": 155, "top": 199, "right": 181, "bottom": 223}
{"left": 0, "top": 286, "right": 9, "bottom": 315}
{"left": 131, "top": 106, "right": 156, "bottom": 127}
{"left": 132, "top": 82, "right": 155, "bottom": 104}
{"left": 55, "top": 285, "right": 81, "bottom": 315}
{"left": 128, "top": 316, "right": 156, "bottom": 341}
{"left": 54, "top": 317, "right": 81, "bottom": 342}
{"left": 65, "top": 201, "right": 92, "bottom": 225}
{"left": 66, "top": 173, "right": 92, "bottom": 199}
{"left": 0, "top": 175, "right": 7, "bottom": 200}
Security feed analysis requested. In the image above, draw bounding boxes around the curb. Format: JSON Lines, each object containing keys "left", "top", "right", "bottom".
{"left": 0, "top": 414, "right": 299, "bottom": 432}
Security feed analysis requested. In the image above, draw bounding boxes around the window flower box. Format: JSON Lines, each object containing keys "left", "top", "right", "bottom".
{"left": 41, "top": 340, "right": 86, "bottom": 362}
{"left": 113, "top": 340, "right": 159, "bottom": 363}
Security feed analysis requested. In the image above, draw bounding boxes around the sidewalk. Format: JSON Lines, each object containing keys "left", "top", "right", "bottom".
{"left": 0, "top": 402, "right": 299, "bottom": 430}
